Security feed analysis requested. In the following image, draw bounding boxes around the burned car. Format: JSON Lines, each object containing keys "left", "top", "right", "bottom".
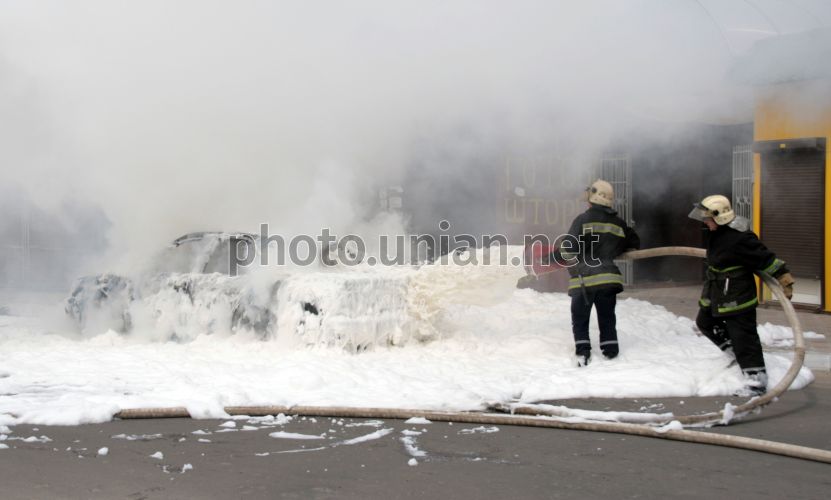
{"left": 64, "top": 231, "right": 428, "bottom": 350}
{"left": 65, "top": 232, "right": 272, "bottom": 337}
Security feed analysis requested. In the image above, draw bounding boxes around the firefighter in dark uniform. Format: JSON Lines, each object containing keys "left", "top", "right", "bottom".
{"left": 689, "top": 195, "right": 795, "bottom": 395}
{"left": 560, "top": 179, "right": 640, "bottom": 367}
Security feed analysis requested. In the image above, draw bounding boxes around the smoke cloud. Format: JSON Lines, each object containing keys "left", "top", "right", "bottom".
{"left": 1, "top": 0, "right": 829, "bottom": 279}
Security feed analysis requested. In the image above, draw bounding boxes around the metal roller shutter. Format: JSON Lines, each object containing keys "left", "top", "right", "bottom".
{"left": 760, "top": 149, "right": 824, "bottom": 280}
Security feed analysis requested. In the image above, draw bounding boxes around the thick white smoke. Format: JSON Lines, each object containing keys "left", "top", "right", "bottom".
{"left": 1, "top": 0, "right": 829, "bottom": 276}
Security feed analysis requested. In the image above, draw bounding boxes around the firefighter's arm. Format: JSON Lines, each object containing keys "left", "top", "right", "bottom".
{"left": 736, "top": 233, "right": 794, "bottom": 299}
{"left": 624, "top": 223, "right": 640, "bottom": 251}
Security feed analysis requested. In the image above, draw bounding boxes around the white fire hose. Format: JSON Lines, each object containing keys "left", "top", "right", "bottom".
{"left": 115, "top": 247, "right": 831, "bottom": 464}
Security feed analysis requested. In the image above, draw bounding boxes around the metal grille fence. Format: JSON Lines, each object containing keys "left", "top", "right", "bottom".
{"left": 597, "top": 154, "right": 633, "bottom": 285}
{"left": 0, "top": 208, "right": 86, "bottom": 291}
{"left": 732, "top": 144, "right": 754, "bottom": 225}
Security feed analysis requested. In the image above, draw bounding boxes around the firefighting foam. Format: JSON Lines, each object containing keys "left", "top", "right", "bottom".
{"left": 0, "top": 245, "right": 817, "bottom": 426}
{"left": 0, "top": 1, "right": 829, "bottom": 427}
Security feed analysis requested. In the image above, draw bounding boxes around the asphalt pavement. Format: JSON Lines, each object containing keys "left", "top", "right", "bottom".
{"left": 1, "top": 373, "right": 830, "bottom": 500}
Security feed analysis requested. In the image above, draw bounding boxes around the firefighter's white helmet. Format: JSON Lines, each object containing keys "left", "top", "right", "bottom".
{"left": 587, "top": 179, "right": 614, "bottom": 207}
{"left": 689, "top": 194, "right": 736, "bottom": 225}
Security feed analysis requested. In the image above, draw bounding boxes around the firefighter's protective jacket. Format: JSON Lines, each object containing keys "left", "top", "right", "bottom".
{"left": 700, "top": 223, "right": 789, "bottom": 317}
{"left": 562, "top": 204, "right": 640, "bottom": 296}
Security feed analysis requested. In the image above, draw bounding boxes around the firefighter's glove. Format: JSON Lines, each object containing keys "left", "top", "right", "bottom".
{"left": 776, "top": 272, "right": 795, "bottom": 300}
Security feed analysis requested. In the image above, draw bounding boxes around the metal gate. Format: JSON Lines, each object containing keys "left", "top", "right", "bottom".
{"left": 732, "top": 144, "right": 754, "bottom": 225}
{"left": 0, "top": 204, "right": 88, "bottom": 292}
{"left": 597, "top": 154, "right": 633, "bottom": 285}
{"left": 760, "top": 148, "right": 824, "bottom": 306}
{"left": 0, "top": 208, "right": 30, "bottom": 288}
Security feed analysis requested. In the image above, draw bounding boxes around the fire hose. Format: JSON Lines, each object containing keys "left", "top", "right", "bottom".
{"left": 114, "top": 247, "right": 831, "bottom": 464}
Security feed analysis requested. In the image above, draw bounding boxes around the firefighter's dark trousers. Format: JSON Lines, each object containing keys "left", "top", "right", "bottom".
{"left": 696, "top": 307, "right": 766, "bottom": 375}
{"left": 571, "top": 288, "right": 619, "bottom": 358}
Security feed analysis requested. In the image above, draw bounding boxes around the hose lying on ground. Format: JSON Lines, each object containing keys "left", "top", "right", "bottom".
{"left": 114, "top": 247, "right": 825, "bottom": 463}
{"left": 114, "top": 405, "right": 831, "bottom": 464}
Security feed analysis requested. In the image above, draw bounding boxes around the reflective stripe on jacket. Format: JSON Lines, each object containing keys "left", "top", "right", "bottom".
{"left": 568, "top": 272, "right": 625, "bottom": 292}
{"left": 564, "top": 204, "right": 640, "bottom": 297}
{"left": 699, "top": 225, "right": 789, "bottom": 317}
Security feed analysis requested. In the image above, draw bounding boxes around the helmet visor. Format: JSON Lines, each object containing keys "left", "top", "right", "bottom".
{"left": 687, "top": 204, "right": 712, "bottom": 222}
